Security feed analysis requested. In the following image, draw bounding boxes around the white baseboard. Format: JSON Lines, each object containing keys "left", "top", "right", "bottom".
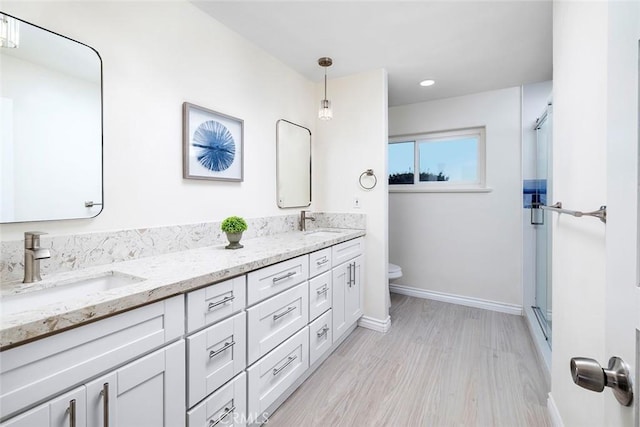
{"left": 547, "top": 393, "right": 564, "bottom": 427}
{"left": 358, "top": 315, "right": 391, "bottom": 333}
{"left": 389, "top": 284, "right": 522, "bottom": 316}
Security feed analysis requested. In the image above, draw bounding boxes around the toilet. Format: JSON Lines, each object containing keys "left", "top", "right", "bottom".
{"left": 387, "top": 263, "right": 403, "bottom": 309}
{"left": 388, "top": 263, "right": 403, "bottom": 281}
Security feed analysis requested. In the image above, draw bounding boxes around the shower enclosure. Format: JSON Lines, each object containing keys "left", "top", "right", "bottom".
{"left": 531, "top": 105, "right": 553, "bottom": 347}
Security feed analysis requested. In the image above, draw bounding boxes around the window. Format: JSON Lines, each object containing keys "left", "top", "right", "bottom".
{"left": 388, "top": 127, "right": 487, "bottom": 191}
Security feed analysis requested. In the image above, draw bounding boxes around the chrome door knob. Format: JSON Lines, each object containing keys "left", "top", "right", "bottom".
{"left": 570, "top": 356, "right": 633, "bottom": 406}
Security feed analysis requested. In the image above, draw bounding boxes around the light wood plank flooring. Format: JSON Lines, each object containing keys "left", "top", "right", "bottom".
{"left": 267, "top": 294, "right": 551, "bottom": 427}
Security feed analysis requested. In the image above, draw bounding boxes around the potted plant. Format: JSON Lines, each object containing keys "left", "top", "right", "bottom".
{"left": 221, "top": 216, "right": 248, "bottom": 249}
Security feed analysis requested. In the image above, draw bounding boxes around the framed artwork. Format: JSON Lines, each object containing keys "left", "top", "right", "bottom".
{"left": 183, "top": 102, "right": 244, "bottom": 181}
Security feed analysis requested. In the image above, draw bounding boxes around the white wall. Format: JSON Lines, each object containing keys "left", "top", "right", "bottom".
{"left": 0, "top": 1, "right": 315, "bottom": 240}
{"left": 314, "top": 69, "right": 389, "bottom": 322}
{"left": 550, "top": 2, "right": 608, "bottom": 425}
{"left": 388, "top": 87, "right": 523, "bottom": 308}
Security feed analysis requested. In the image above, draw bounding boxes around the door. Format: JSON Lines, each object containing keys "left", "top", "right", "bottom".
{"left": 332, "top": 262, "right": 348, "bottom": 341}
{"left": 1, "top": 386, "right": 86, "bottom": 427}
{"left": 346, "top": 255, "right": 363, "bottom": 326}
{"left": 554, "top": 2, "right": 639, "bottom": 425}
{"left": 603, "top": 3, "right": 640, "bottom": 424}
{"left": 85, "top": 341, "right": 185, "bottom": 427}
{"left": 533, "top": 108, "right": 553, "bottom": 345}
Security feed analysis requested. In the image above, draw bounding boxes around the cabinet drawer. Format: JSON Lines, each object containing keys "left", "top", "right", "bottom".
{"left": 0, "top": 295, "right": 184, "bottom": 420}
{"left": 247, "top": 255, "right": 309, "bottom": 305}
{"left": 309, "top": 271, "right": 332, "bottom": 322}
{"left": 247, "top": 283, "right": 308, "bottom": 365}
{"left": 309, "top": 310, "right": 333, "bottom": 367}
{"left": 247, "top": 327, "right": 309, "bottom": 416}
{"left": 187, "top": 372, "right": 247, "bottom": 427}
{"left": 187, "top": 312, "right": 246, "bottom": 408}
{"left": 187, "top": 276, "right": 246, "bottom": 333}
{"left": 308, "top": 248, "right": 331, "bottom": 278}
{"left": 331, "top": 237, "right": 364, "bottom": 266}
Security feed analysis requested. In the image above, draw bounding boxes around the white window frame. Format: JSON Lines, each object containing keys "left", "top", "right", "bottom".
{"left": 388, "top": 127, "right": 491, "bottom": 193}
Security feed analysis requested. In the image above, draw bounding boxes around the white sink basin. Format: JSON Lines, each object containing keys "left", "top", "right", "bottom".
{"left": 1, "top": 272, "right": 145, "bottom": 317}
{"left": 304, "top": 229, "right": 343, "bottom": 237}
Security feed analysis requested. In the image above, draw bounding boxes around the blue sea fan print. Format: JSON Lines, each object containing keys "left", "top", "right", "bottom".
{"left": 192, "top": 120, "right": 236, "bottom": 171}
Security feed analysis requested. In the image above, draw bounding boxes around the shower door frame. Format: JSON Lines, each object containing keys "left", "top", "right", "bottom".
{"left": 532, "top": 104, "right": 553, "bottom": 348}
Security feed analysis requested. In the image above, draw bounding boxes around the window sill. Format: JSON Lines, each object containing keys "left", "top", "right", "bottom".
{"left": 389, "top": 186, "right": 493, "bottom": 194}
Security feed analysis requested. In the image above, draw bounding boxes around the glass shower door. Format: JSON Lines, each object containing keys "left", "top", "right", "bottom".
{"left": 533, "top": 106, "right": 552, "bottom": 347}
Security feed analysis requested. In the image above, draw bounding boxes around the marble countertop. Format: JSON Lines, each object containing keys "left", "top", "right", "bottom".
{"left": 0, "top": 228, "right": 365, "bottom": 350}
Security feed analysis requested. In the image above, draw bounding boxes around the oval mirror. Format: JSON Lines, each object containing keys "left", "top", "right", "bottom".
{"left": 276, "top": 119, "right": 311, "bottom": 208}
{"left": 0, "top": 12, "right": 103, "bottom": 223}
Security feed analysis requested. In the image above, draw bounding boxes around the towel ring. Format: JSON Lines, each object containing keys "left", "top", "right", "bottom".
{"left": 359, "top": 169, "right": 377, "bottom": 190}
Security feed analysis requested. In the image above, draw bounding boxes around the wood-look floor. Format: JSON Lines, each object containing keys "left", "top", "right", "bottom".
{"left": 267, "top": 294, "right": 551, "bottom": 427}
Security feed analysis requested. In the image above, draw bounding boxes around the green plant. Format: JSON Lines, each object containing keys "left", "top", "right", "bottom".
{"left": 221, "top": 216, "right": 248, "bottom": 234}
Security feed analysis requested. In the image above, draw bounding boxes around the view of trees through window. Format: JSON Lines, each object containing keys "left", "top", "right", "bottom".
{"left": 388, "top": 130, "right": 483, "bottom": 186}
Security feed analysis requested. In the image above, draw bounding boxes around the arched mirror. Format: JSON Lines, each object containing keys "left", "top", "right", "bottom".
{"left": 0, "top": 12, "right": 103, "bottom": 223}
{"left": 276, "top": 119, "right": 311, "bottom": 208}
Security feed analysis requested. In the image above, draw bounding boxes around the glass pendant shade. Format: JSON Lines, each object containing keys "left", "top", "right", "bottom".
{"left": 0, "top": 15, "right": 19, "bottom": 48}
{"left": 318, "top": 99, "right": 332, "bottom": 121}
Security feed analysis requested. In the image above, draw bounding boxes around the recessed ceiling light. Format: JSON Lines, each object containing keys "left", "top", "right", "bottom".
{"left": 419, "top": 79, "right": 435, "bottom": 87}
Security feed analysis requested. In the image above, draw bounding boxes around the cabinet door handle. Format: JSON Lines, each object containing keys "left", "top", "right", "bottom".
{"left": 208, "top": 295, "right": 235, "bottom": 311}
{"left": 273, "top": 355, "right": 297, "bottom": 376}
{"left": 316, "top": 325, "right": 330, "bottom": 338}
{"left": 100, "top": 383, "right": 110, "bottom": 427}
{"left": 273, "top": 306, "right": 296, "bottom": 321}
{"left": 272, "top": 271, "right": 296, "bottom": 283}
{"left": 67, "top": 399, "right": 77, "bottom": 427}
{"left": 209, "top": 341, "right": 236, "bottom": 359}
{"left": 316, "top": 286, "right": 328, "bottom": 296}
{"left": 209, "top": 405, "right": 236, "bottom": 427}
{"left": 350, "top": 262, "right": 356, "bottom": 287}
{"left": 347, "top": 263, "right": 352, "bottom": 287}
{"left": 316, "top": 257, "right": 329, "bottom": 266}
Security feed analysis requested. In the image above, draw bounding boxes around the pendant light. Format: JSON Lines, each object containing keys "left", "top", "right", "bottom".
{"left": 0, "top": 14, "right": 19, "bottom": 49}
{"left": 318, "top": 57, "right": 333, "bottom": 121}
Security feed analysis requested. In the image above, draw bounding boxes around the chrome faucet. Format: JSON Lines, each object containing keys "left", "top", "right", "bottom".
{"left": 23, "top": 231, "right": 51, "bottom": 283}
{"left": 300, "top": 210, "right": 316, "bottom": 231}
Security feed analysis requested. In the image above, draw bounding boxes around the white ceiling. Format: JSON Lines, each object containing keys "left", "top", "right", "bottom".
{"left": 193, "top": 1, "right": 552, "bottom": 106}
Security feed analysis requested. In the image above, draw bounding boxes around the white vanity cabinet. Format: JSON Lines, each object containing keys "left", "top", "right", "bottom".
{"left": 187, "top": 372, "right": 247, "bottom": 427}
{"left": 331, "top": 238, "right": 364, "bottom": 342}
{"left": 85, "top": 340, "right": 185, "bottom": 427}
{"left": 0, "top": 386, "right": 86, "bottom": 427}
{"left": 0, "top": 296, "right": 185, "bottom": 426}
{"left": 247, "top": 327, "right": 309, "bottom": 416}
{"left": 0, "top": 233, "right": 365, "bottom": 427}
{"left": 1, "top": 342, "right": 185, "bottom": 427}
{"left": 186, "top": 312, "right": 246, "bottom": 407}
{"left": 184, "top": 277, "right": 248, "bottom": 426}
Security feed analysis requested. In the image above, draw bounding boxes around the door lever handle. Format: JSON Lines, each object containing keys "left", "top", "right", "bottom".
{"left": 570, "top": 356, "right": 633, "bottom": 406}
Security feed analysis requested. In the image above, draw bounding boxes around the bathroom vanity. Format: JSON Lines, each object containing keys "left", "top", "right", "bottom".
{"left": 0, "top": 230, "right": 365, "bottom": 426}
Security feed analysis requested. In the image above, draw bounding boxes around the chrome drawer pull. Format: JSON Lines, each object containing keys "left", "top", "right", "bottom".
{"left": 208, "top": 295, "right": 235, "bottom": 311}
{"left": 351, "top": 262, "right": 356, "bottom": 286}
{"left": 273, "top": 355, "right": 297, "bottom": 376}
{"left": 316, "top": 325, "right": 330, "bottom": 338}
{"left": 209, "top": 341, "right": 236, "bottom": 359}
{"left": 100, "top": 383, "right": 110, "bottom": 427}
{"left": 273, "top": 306, "right": 296, "bottom": 321}
{"left": 67, "top": 399, "right": 77, "bottom": 427}
{"left": 209, "top": 405, "right": 236, "bottom": 427}
{"left": 316, "top": 257, "right": 329, "bottom": 266}
{"left": 272, "top": 271, "right": 296, "bottom": 283}
{"left": 316, "top": 286, "right": 328, "bottom": 296}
